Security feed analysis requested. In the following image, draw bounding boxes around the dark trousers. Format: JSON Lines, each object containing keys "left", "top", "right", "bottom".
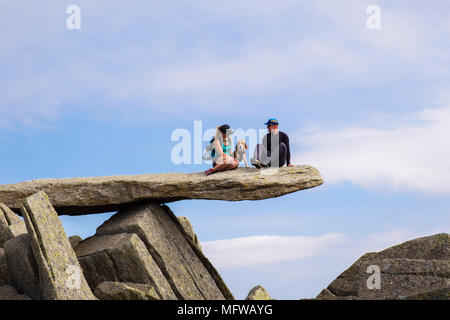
{"left": 255, "top": 142, "right": 287, "bottom": 167}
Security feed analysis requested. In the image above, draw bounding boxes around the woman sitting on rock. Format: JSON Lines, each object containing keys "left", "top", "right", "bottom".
{"left": 205, "top": 124, "right": 238, "bottom": 175}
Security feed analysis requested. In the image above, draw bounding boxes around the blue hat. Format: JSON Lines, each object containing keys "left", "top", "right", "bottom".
{"left": 264, "top": 118, "right": 279, "bottom": 126}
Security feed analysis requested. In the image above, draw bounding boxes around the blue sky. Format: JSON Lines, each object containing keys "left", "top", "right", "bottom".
{"left": 1, "top": 0, "right": 449, "bottom": 299}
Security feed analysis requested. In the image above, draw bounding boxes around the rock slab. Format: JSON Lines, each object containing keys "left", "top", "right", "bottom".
{"left": 0, "top": 248, "right": 10, "bottom": 287}
{"left": 0, "top": 166, "right": 323, "bottom": 215}
{"left": 0, "top": 203, "right": 26, "bottom": 247}
{"left": 75, "top": 233, "right": 176, "bottom": 300}
{"left": 94, "top": 281, "right": 160, "bottom": 300}
{"left": 0, "top": 285, "right": 31, "bottom": 300}
{"left": 3, "top": 234, "right": 41, "bottom": 299}
{"left": 178, "top": 216, "right": 202, "bottom": 251}
{"left": 96, "top": 201, "right": 233, "bottom": 300}
{"left": 316, "top": 233, "right": 450, "bottom": 300}
{"left": 246, "top": 285, "right": 272, "bottom": 300}
{"left": 20, "top": 191, "right": 96, "bottom": 300}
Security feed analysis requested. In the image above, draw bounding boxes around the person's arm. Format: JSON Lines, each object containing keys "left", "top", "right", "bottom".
{"left": 262, "top": 133, "right": 268, "bottom": 151}
{"left": 284, "top": 133, "right": 292, "bottom": 166}
{"left": 213, "top": 138, "right": 223, "bottom": 156}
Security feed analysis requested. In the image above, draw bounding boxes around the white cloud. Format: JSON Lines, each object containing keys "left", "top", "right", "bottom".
{"left": 294, "top": 105, "right": 450, "bottom": 195}
{"left": 200, "top": 228, "right": 449, "bottom": 298}
{"left": 201, "top": 229, "right": 449, "bottom": 270}
{"left": 201, "top": 233, "right": 349, "bottom": 268}
{"left": 154, "top": 37, "right": 367, "bottom": 95}
{"left": 1, "top": 1, "right": 449, "bottom": 127}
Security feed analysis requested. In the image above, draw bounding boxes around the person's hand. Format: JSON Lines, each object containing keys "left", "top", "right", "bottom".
{"left": 287, "top": 164, "right": 294, "bottom": 167}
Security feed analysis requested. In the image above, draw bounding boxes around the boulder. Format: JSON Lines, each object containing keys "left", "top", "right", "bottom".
{"left": 178, "top": 216, "right": 202, "bottom": 251}
{"left": 20, "top": 191, "right": 96, "bottom": 300}
{"left": 3, "top": 234, "right": 41, "bottom": 300}
{"left": 69, "top": 235, "right": 83, "bottom": 250}
{"left": 0, "top": 203, "right": 27, "bottom": 247}
{"left": 0, "top": 166, "right": 323, "bottom": 215}
{"left": 245, "top": 285, "right": 272, "bottom": 300}
{"left": 75, "top": 233, "right": 176, "bottom": 300}
{"left": 96, "top": 202, "right": 233, "bottom": 300}
{"left": 0, "top": 285, "right": 32, "bottom": 300}
{"left": 94, "top": 281, "right": 159, "bottom": 300}
{"left": 316, "top": 233, "right": 450, "bottom": 300}
{"left": 0, "top": 248, "right": 10, "bottom": 287}
{"left": 315, "top": 288, "right": 357, "bottom": 300}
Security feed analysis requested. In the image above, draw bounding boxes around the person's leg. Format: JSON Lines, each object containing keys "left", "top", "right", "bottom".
{"left": 268, "top": 143, "right": 286, "bottom": 167}
{"left": 212, "top": 154, "right": 238, "bottom": 172}
{"left": 253, "top": 143, "right": 271, "bottom": 165}
{"left": 278, "top": 142, "right": 287, "bottom": 167}
{"left": 253, "top": 144, "right": 262, "bottom": 161}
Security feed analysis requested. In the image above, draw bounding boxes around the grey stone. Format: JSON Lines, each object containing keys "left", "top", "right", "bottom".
{"left": 0, "top": 285, "right": 32, "bottom": 300}
{"left": 75, "top": 233, "right": 176, "bottom": 300}
{"left": 69, "top": 235, "right": 83, "bottom": 250}
{"left": 94, "top": 281, "right": 160, "bottom": 300}
{"left": 245, "top": 285, "right": 272, "bottom": 300}
{"left": 96, "top": 202, "right": 233, "bottom": 300}
{"left": 3, "top": 234, "right": 41, "bottom": 300}
{"left": 20, "top": 191, "right": 96, "bottom": 300}
{"left": 0, "top": 203, "right": 26, "bottom": 247}
{"left": 0, "top": 166, "right": 323, "bottom": 215}
{"left": 178, "top": 216, "right": 202, "bottom": 251}
{"left": 0, "top": 248, "right": 10, "bottom": 287}
{"left": 316, "top": 233, "right": 450, "bottom": 300}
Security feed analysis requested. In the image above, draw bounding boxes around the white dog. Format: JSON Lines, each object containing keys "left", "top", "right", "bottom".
{"left": 233, "top": 140, "right": 249, "bottom": 168}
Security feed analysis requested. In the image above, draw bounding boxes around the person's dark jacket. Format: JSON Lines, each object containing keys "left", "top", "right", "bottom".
{"left": 262, "top": 131, "right": 291, "bottom": 166}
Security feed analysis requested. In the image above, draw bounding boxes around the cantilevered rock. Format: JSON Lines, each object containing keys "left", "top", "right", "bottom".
{"left": 0, "top": 166, "right": 323, "bottom": 215}
{"left": 20, "top": 191, "right": 96, "bottom": 300}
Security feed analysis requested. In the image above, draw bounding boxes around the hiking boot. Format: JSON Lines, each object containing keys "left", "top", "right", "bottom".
{"left": 250, "top": 158, "right": 262, "bottom": 169}
{"left": 260, "top": 161, "right": 270, "bottom": 168}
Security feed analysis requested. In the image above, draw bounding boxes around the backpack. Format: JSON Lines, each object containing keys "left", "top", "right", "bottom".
{"left": 203, "top": 137, "right": 216, "bottom": 161}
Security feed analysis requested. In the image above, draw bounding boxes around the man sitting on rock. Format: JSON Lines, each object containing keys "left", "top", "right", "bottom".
{"left": 250, "top": 118, "right": 293, "bottom": 169}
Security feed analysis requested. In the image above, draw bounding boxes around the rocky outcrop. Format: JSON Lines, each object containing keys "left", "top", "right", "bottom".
{"left": 0, "top": 285, "right": 31, "bottom": 300}
{"left": 0, "top": 203, "right": 26, "bottom": 247}
{"left": 20, "top": 191, "right": 96, "bottom": 300}
{"left": 69, "top": 235, "right": 83, "bottom": 250}
{"left": 75, "top": 233, "right": 176, "bottom": 300}
{"left": 96, "top": 202, "right": 233, "bottom": 300}
{"left": 246, "top": 285, "right": 272, "bottom": 300}
{"left": 0, "top": 191, "right": 235, "bottom": 300}
{"left": 0, "top": 248, "right": 10, "bottom": 287}
{"left": 3, "top": 234, "right": 41, "bottom": 299}
{"left": 0, "top": 166, "right": 327, "bottom": 300}
{"left": 94, "top": 281, "right": 160, "bottom": 300}
{"left": 178, "top": 216, "right": 202, "bottom": 251}
{"left": 316, "top": 233, "right": 450, "bottom": 300}
{"left": 0, "top": 166, "right": 323, "bottom": 215}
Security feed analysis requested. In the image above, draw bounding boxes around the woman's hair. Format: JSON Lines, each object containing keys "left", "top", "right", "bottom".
{"left": 217, "top": 124, "right": 232, "bottom": 135}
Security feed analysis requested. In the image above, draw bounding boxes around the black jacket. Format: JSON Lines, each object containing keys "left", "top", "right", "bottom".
{"left": 262, "top": 131, "right": 291, "bottom": 165}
